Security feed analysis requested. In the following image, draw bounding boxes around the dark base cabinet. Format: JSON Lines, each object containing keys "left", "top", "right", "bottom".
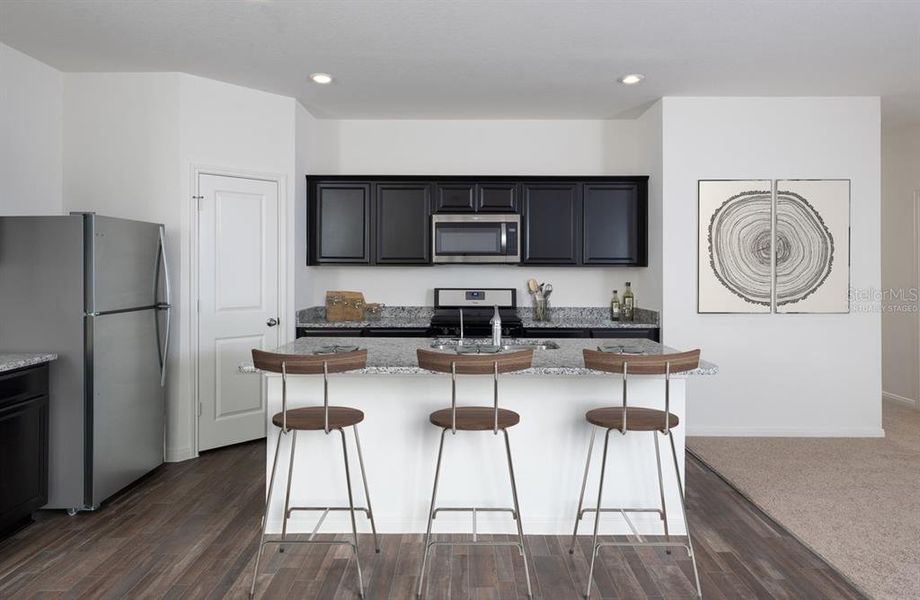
{"left": 0, "top": 364, "right": 49, "bottom": 538}
{"left": 522, "top": 327, "right": 660, "bottom": 342}
{"left": 296, "top": 327, "right": 434, "bottom": 338}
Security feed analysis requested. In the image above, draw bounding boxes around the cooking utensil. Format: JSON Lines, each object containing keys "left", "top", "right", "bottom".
{"left": 527, "top": 279, "right": 539, "bottom": 294}
{"left": 543, "top": 284, "right": 553, "bottom": 300}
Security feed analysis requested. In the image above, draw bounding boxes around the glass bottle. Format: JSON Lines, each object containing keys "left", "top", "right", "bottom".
{"left": 622, "top": 282, "right": 635, "bottom": 321}
{"left": 610, "top": 290, "right": 621, "bottom": 321}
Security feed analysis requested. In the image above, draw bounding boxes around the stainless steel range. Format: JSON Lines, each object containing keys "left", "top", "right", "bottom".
{"left": 429, "top": 287, "right": 523, "bottom": 338}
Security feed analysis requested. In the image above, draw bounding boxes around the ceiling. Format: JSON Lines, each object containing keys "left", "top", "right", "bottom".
{"left": 2, "top": 0, "right": 919, "bottom": 123}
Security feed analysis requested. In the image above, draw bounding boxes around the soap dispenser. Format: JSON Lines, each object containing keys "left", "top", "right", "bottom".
{"left": 491, "top": 305, "right": 502, "bottom": 346}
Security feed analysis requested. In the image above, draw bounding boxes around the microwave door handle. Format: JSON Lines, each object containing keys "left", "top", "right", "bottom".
{"left": 500, "top": 223, "right": 507, "bottom": 254}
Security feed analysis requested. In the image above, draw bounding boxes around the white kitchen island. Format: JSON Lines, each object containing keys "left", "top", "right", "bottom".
{"left": 242, "top": 337, "right": 717, "bottom": 537}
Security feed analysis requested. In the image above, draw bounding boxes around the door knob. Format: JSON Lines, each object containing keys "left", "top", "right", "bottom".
{"left": 266, "top": 317, "right": 279, "bottom": 327}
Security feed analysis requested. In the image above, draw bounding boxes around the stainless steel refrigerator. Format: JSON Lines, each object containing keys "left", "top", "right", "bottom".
{"left": 0, "top": 213, "right": 171, "bottom": 513}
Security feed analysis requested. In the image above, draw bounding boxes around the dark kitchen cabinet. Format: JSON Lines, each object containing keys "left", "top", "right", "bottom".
{"left": 309, "top": 182, "right": 371, "bottom": 264}
{"left": 375, "top": 183, "right": 432, "bottom": 264}
{"left": 520, "top": 327, "right": 659, "bottom": 341}
{"left": 307, "top": 176, "right": 648, "bottom": 267}
{"left": 296, "top": 327, "right": 365, "bottom": 338}
{"left": 591, "top": 328, "right": 660, "bottom": 342}
{"left": 0, "top": 364, "right": 49, "bottom": 538}
{"left": 583, "top": 182, "right": 647, "bottom": 265}
{"left": 477, "top": 182, "right": 518, "bottom": 212}
{"left": 435, "top": 183, "right": 476, "bottom": 212}
{"left": 521, "top": 183, "right": 580, "bottom": 264}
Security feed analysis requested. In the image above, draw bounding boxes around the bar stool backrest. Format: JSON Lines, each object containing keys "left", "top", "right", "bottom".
{"left": 582, "top": 348, "right": 701, "bottom": 433}
{"left": 251, "top": 348, "right": 368, "bottom": 433}
{"left": 417, "top": 348, "right": 534, "bottom": 434}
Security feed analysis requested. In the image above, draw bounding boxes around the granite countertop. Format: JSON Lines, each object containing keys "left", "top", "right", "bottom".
{"left": 240, "top": 336, "right": 716, "bottom": 376}
{"left": 0, "top": 353, "right": 58, "bottom": 374}
{"left": 296, "top": 306, "right": 659, "bottom": 329}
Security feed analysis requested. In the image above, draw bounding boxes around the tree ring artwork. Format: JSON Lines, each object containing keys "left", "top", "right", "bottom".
{"left": 707, "top": 190, "right": 774, "bottom": 306}
{"left": 698, "top": 180, "right": 850, "bottom": 314}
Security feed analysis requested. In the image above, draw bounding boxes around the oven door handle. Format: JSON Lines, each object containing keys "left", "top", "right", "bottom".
{"left": 500, "top": 223, "right": 508, "bottom": 254}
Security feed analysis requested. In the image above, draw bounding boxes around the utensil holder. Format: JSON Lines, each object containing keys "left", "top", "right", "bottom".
{"left": 533, "top": 296, "right": 551, "bottom": 321}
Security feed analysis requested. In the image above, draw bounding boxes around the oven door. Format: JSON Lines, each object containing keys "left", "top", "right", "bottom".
{"left": 432, "top": 214, "right": 520, "bottom": 263}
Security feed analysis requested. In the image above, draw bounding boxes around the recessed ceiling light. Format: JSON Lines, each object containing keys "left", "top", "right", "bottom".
{"left": 309, "top": 73, "right": 333, "bottom": 85}
{"left": 618, "top": 74, "right": 645, "bottom": 85}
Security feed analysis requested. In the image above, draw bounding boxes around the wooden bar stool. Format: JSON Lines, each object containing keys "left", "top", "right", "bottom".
{"left": 570, "top": 348, "right": 703, "bottom": 599}
{"left": 249, "top": 349, "right": 379, "bottom": 599}
{"left": 415, "top": 348, "right": 535, "bottom": 599}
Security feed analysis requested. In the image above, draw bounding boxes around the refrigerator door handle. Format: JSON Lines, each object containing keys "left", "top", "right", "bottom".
{"left": 159, "top": 305, "right": 171, "bottom": 387}
{"left": 155, "top": 225, "right": 172, "bottom": 387}
{"left": 157, "top": 225, "right": 172, "bottom": 308}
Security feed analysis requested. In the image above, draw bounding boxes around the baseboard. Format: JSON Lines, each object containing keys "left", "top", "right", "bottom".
{"left": 686, "top": 426, "right": 885, "bottom": 438}
{"left": 165, "top": 446, "right": 196, "bottom": 462}
{"left": 883, "top": 390, "right": 920, "bottom": 409}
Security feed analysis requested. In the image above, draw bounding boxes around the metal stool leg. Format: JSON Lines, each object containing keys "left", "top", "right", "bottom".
{"left": 569, "top": 426, "right": 597, "bottom": 554}
{"left": 339, "top": 428, "right": 365, "bottom": 598}
{"left": 279, "top": 430, "right": 298, "bottom": 553}
{"left": 503, "top": 429, "right": 533, "bottom": 599}
{"left": 668, "top": 430, "right": 702, "bottom": 599}
{"left": 653, "top": 431, "right": 671, "bottom": 554}
{"left": 249, "top": 431, "right": 285, "bottom": 599}
{"left": 417, "top": 428, "right": 448, "bottom": 598}
{"left": 353, "top": 424, "right": 380, "bottom": 553}
{"left": 585, "top": 428, "right": 612, "bottom": 600}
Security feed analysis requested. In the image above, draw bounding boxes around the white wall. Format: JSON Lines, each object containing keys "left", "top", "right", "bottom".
{"left": 63, "top": 72, "right": 300, "bottom": 461}
{"left": 881, "top": 125, "right": 920, "bottom": 406}
{"left": 0, "top": 43, "right": 63, "bottom": 214}
{"left": 661, "top": 97, "right": 882, "bottom": 436}
{"left": 297, "top": 119, "right": 662, "bottom": 310}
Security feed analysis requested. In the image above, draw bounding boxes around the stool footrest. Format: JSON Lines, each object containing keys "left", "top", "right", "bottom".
{"left": 431, "top": 506, "right": 519, "bottom": 542}
{"left": 593, "top": 539, "right": 693, "bottom": 558}
{"left": 285, "top": 506, "right": 374, "bottom": 541}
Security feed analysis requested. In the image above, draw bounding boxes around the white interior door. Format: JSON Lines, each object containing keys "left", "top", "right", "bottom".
{"left": 198, "top": 173, "right": 280, "bottom": 451}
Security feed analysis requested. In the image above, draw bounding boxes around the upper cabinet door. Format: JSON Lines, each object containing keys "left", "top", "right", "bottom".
{"left": 477, "top": 182, "right": 519, "bottom": 213}
{"left": 311, "top": 182, "right": 371, "bottom": 263}
{"left": 582, "top": 182, "right": 647, "bottom": 265}
{"left": 376, "top": 183, "right": 432, "bottom": 264}
{"left": 521, "top": 183, "right": 580, "bottom": 264}
{"left": 435, "top": 183, "right": 475, "bottom": 212}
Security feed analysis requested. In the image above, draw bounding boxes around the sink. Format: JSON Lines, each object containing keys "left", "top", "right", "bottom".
{"left": 502, "top": 341, "right": 560, "bottom": 351}
{"left": 429, "top": 339, "right": 559, "bottom": 352}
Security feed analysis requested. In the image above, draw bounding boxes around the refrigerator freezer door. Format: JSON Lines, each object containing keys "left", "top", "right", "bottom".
{"left": 87, "top": 309, "right": 165, "bottom": 507}
{"left": 86, "top": 216, "right": 162, "bottom": 314}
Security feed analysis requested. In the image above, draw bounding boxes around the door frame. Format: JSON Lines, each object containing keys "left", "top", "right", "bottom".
{"left": 915, "top": 189, "right": 920, "bottom": 410}
{"left": 189, "top": 164, "right": 289, "bottom": 456}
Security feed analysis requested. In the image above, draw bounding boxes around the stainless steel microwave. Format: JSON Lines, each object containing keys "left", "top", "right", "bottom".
{"left": 431, "top": 214, "right": 520, "bottom": 263}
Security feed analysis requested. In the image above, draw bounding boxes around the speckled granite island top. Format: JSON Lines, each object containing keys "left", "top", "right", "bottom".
{"left": 241, "top": 337, "right": 716, "bottom": 376}
{"left": 0, "top": 353, "right": 58, "bottom": 374}
{"left": 297, "top": 306, "right": 659, "bottom": 329}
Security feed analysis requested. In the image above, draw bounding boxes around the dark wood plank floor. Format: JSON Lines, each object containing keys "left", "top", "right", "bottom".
{"left": 0, "top": 440, "right": 866, "bottom": 599}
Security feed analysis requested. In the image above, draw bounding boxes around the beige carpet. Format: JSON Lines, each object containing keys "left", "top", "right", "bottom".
{"left": 688, "top": 399, "right": 920, "bottom": 600}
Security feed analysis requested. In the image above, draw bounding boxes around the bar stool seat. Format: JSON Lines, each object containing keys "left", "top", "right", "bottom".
{"left": 429, "top": 406, "right": 520, "bottom": 430}
{"left": 585, "top": 406, "right": 679, "bottom": 431}
{"left": 272, "top": 406, "right": 364, "bottom": 430}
